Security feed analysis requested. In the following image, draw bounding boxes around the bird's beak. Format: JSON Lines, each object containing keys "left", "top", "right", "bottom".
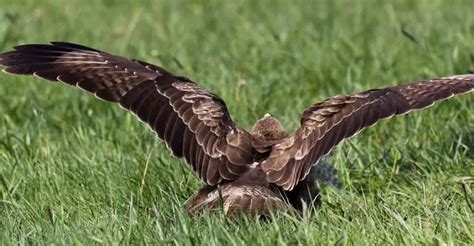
{"left": 264, "top": 113, "right": 271, "bottom": 117}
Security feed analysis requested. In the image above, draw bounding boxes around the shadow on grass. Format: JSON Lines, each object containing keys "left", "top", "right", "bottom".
{"left": 458, "top": 129, "right": 474, "bottom": 159}
{"left": 340, "top": 128, "right": 474, "bottom": 196}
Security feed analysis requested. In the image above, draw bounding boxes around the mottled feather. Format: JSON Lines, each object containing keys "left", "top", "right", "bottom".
{"left": 2, "top": 42, "right": 473, "bottom": 215}
{"left": 0, "top": 42, "right": 260, "bottom": 186}
{"left": 262, "top": 75, "right": 474, "bottom": 190}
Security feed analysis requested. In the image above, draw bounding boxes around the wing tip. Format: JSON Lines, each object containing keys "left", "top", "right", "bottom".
{"left": 8, "top": 41, "right": 101, "bottom": 54}
{"left": 441, "top": 74, "right": 474, "bottom": 80}
{"left": 2, "top": 66, "right": 22, "bottom": 75}
{"left": 50, "top": 41, "right": 101, "bottom": 52}
{"left": 1, "top": 67, "right": 12, "bottom": 74}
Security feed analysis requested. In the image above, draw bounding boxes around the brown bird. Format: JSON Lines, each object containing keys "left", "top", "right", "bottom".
{"left": 0, "top": 42, "right": 473, "bottom": 216}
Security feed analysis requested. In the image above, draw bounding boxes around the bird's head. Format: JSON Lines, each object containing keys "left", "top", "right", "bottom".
{"left": 250, "top": 113, "right": 288, "bottom": 141}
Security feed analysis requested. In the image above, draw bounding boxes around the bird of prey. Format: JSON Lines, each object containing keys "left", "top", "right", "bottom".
{"left": 0, "top": 42, "right": 473, "bottom": 216}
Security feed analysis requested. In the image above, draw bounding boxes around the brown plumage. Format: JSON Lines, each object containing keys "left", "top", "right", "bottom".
{"left": 0, "top": 42, "right": 473, "bottom": 216}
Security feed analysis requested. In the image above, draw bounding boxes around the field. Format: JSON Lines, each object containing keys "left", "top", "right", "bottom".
{"left": 0, "top": 0, "right": 473, "bottom": 244}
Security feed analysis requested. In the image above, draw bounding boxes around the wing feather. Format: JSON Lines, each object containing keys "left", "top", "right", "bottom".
{"left": 0, "top": 42, "right": 260, "bottom": 185}
{"left": 186, "top": 184, "right": 288, "bottom": 215}
{"left": 262, "top": 75, "right": 474, "bottom": 190}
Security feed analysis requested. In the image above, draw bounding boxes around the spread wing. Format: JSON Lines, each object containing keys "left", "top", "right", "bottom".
{"left": 0, "top": 42, "right": 259, "bottom": 185}
{"left": 262, "top": 75, "right": 474, "bottom": 190}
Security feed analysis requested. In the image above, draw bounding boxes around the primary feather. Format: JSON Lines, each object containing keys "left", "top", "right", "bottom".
{"left": 1, "top": 42, "right": 473, "bottom": 215}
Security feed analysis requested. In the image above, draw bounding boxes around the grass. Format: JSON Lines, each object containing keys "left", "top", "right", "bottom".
{"left": 0, "top": 0, "right": 473, "bottom": 244}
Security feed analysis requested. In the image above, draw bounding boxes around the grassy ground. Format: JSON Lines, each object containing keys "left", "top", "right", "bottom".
{"left": 0, "top": 0, "right": 473, "bottom": 244}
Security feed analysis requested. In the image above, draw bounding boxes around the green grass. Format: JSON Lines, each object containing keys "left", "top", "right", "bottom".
{"left": 1, "top": 0, "right": 473, "bottom": 244}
